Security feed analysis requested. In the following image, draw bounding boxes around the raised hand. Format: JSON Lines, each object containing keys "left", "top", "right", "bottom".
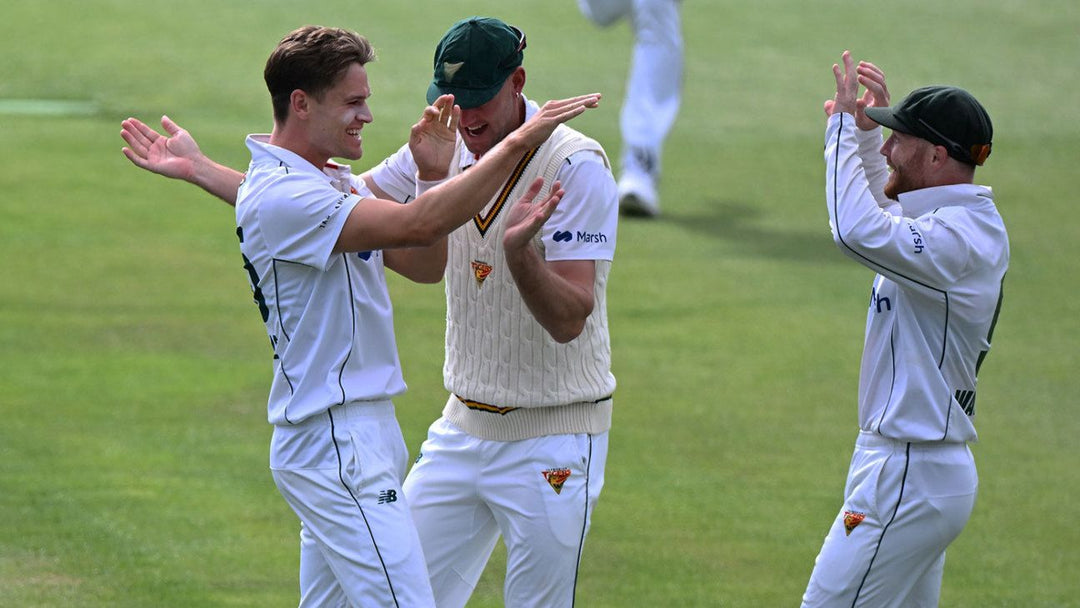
{"left": 824, "top": 51, "right": 859, "bottom": 118}
{"left": 503, "top": 178, "right": 564, "bottom": 253}
{"left": 120, "top": 115, "right": 204, "bottom": 181}
{"left": 511, "top": 93, "right": 601, "bottom": 150}
{"left": 854, "top": 61, "right": 890, "bottom": 131}
{"left": 409, "top": 94, "right": 461, "bottom": 181}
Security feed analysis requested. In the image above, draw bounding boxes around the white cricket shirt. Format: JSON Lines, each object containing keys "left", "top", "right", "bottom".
{"left": 236, "top": 135, "right": 406, "bottom": 426}
{"left": 825, "top": 113, "right": 1009, "bottom": 443}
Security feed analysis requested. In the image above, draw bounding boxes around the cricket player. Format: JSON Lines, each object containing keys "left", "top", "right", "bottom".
{"left": 122, "top": 17, "right": 617, "bottom": 607}
{"left": 803, "top": 51, "right": 1009, "bottom": 606}
{"left": 121, "top": 24, "right": 600, "bottom": 607}
{"left": 364, "top": 17, "right": 619, "bottom": 607}
{"left": 577, "top": 0, "right": 683, "bottom": 217}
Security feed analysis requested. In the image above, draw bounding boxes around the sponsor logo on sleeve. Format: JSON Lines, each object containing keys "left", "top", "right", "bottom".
{"left": 551, "top": 229, "right": 608, "bottom": 244}
{"left": 908, "top": 223, "right": 925, "bottom": 254}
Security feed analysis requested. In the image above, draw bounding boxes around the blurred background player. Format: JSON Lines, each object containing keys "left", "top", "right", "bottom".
{"left": 577, "top": 0, "right": 683, "bottom": 217}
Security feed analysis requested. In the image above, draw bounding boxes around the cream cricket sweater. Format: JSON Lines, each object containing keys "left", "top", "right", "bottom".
{"left": 441, "top": 124, "right": 616, "bottom": 441}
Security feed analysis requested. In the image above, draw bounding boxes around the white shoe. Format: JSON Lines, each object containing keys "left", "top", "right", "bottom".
{"left": 617, "top": 171, "right": 659, "bottom": 217}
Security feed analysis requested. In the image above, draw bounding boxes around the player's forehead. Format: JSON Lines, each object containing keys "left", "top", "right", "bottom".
{"left": 327, "top": 62, "right": 371, "bottom": 100}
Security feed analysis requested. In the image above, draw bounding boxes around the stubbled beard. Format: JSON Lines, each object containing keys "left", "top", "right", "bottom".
{"left": 883, "top": 168, "right": 913, "bottom": 201}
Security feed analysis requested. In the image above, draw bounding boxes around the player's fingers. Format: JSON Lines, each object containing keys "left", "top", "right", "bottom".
{"left": 119, "top": 127, "right": 142, "bottom": 151}
{"left": 518, "top": 177, "right": 545, "bottom": 204}
{"left": 538, "top": 180, "right": 563, "bottom": 208}
{"left": 435, "top": 94, "right": 455, "bottom": 127}
{"left": 542, "top": 184, "right": 564, "bottom": 212}
{"left": 857, "top": 61, "right": 886, "bottom": 82}
{"left": 121, "top": 121, "right": 152, "bottom": 153}
{"left": 832, "top": 63, "right": 844, "bottom": 90}
{"left": 447, "top": 104, "right": 461, "bottom": 133}
{"left": 161, "top": 115, "right": 182, "bottom": 136}
{"left": 122, "top": 146, "right": 150, "bottom": 169}
{"left": 858, "top": 75, "right": 889, "bottom": 107}
{"left": 540, "top": 93, "right": 601, "bottom": 116}
{"left": 542, "top": 97, "right": 599, "bottom": 124}
{"left": 420, "top": 105, "right": 440, "bottom": 123}
{"left": 131, "top": 117, "right": 163, "bottom": 145}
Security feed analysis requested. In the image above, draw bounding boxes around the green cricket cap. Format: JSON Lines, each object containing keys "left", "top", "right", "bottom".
{"left": 865, "top": 85, "right": 993, "bottom": 166}
{"left": 426, "top": 17, "right": 526, "bottom": 109}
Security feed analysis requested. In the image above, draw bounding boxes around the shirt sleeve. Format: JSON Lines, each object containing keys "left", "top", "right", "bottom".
{"left": 825, "top": 113, "right": 974, "bottom": 291}
{"left": 541, "top": 150, "right": 619, "bottom": 262}
{"left": 854, "top": 126, "right": 896, "bottom": 211}
{"left": 367, "top": 143, "right": 418, "bottom": 203}
{"left": 258, "top": 172, "right": 361, "bottom": 271}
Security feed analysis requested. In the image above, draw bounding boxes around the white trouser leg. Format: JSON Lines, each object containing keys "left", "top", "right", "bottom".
{"left": 621, "top": 0, "right": 683, "bottom": 178}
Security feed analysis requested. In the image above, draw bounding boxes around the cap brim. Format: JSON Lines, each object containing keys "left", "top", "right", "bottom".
{"left": 864, "top": 107, "right": 913, "bottom": 134}
{"left": 426, "top": 80, "right": 502, "bottom": 110}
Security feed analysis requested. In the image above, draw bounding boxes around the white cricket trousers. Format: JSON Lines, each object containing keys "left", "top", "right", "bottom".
{"left": 270, "top": 401, "right": 435, "bottom": 608}
{"left": 577, "top": 0, "right": 683, "bottom": 168}
{"left": 801, "top": 431, "right": 978, "bottom": 607}
{"left": 404, "top": 414, "right": 609, "bottom": 608}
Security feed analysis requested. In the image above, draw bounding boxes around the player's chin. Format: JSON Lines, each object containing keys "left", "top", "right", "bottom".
{"left": 339, "top": 143, "right": 364, "bottom": 161}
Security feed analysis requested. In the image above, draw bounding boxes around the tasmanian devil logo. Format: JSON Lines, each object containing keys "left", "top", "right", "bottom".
{"left": 542, "top": 468, "right": 572, "bottom": 494}
{"left": 471, "top": 260, "right": 493, "bottom": 286}
{"left": 843, "top": 511, "right": 866, "bottom": 536}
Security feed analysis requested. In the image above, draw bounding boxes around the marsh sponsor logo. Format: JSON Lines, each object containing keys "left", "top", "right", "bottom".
{"left": 908, "top": 223, "right": 925, "bottom": 254}
{"left": 870, "top": 285, "right": 891, "bottom": 313}
{"left": 552, "top": 229, "right": 609, "bottom": 244}
{"left": 577, "top": 230, "right": 608, "bottom": 244}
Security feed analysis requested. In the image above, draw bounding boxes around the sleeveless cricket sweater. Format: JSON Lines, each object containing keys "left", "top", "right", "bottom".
{"left": 441, "top": 124, "right": 616, "bottom": 441}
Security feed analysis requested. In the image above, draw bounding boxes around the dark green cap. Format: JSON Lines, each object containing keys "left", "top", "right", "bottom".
{"left": 865, "top": 85, "right": 993, "bottom": 166}
{"left": 426, "top": 17, "right": 526, "bottom": 109}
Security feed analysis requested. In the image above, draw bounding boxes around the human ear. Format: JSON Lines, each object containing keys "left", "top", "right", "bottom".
{"left": 290, "top": 90, "right": 309, "bottom": 118}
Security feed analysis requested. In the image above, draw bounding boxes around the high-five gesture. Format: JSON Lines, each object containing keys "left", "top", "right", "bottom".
{"left": 825, "top": 51, "right": 891, "bottom": 131}
{"left": 853, "top": 61, "right": 890, "bottom": 130}
{"left": 503, "top": 178, "right": 564, "bottom": 253}
{"left": 121, "top": 115, "right": 204, "bottom": 181}
{"left": 825, "top": 51, "right": 860, "bottom": 118}
{"left": 120, "top": 115, "right": 244, "bottom": 204}
{"left": 507, "top": 93, "right": 601, "bottom": 151}
{"left": 410, "top": 94, "right": 461, "bottom": 181}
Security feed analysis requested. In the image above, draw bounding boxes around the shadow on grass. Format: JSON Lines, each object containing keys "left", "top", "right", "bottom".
{"left": 652, "top": 198, "right": 847, "bottom": 266}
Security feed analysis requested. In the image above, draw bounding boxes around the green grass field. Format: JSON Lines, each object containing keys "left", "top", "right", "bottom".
{"left": 2, "top": 0, "right": 1078, "bottom": 605}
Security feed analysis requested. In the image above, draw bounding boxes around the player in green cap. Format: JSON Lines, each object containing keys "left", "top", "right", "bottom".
{"left": 802, "top": 50, "right": 1008, "bottom": 607}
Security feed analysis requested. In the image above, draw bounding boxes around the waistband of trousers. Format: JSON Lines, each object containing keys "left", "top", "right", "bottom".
{"left": 280, "top": 399, "right": 396, "bottom": 429}
{"left": 856, "top": 430, "right": 966, "bottom": 450}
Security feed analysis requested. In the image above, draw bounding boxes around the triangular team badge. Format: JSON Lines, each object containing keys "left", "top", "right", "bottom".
{"left": 843, "top": 511, "right": 866, "bottom": 536}
{"left": 542, "top": 468, "right": 572, "bottom": 495}
{"left": 471, "top": 260, "right": 493, "bottom": 287}
{"left": 442, "top": 61, "right": 465, "bottom": 81}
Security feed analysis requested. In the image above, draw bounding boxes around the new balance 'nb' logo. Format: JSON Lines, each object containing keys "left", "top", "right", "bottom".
{"left": 378, "top": 490, "right": 398, "bottom": 504}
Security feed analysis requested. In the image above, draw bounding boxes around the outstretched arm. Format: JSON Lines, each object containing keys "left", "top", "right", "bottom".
{"left": 120, "top": 115, "right": 244, "bottom": 206}
{"left": 334, "top": 92, "right": 602, "bottom": 254}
